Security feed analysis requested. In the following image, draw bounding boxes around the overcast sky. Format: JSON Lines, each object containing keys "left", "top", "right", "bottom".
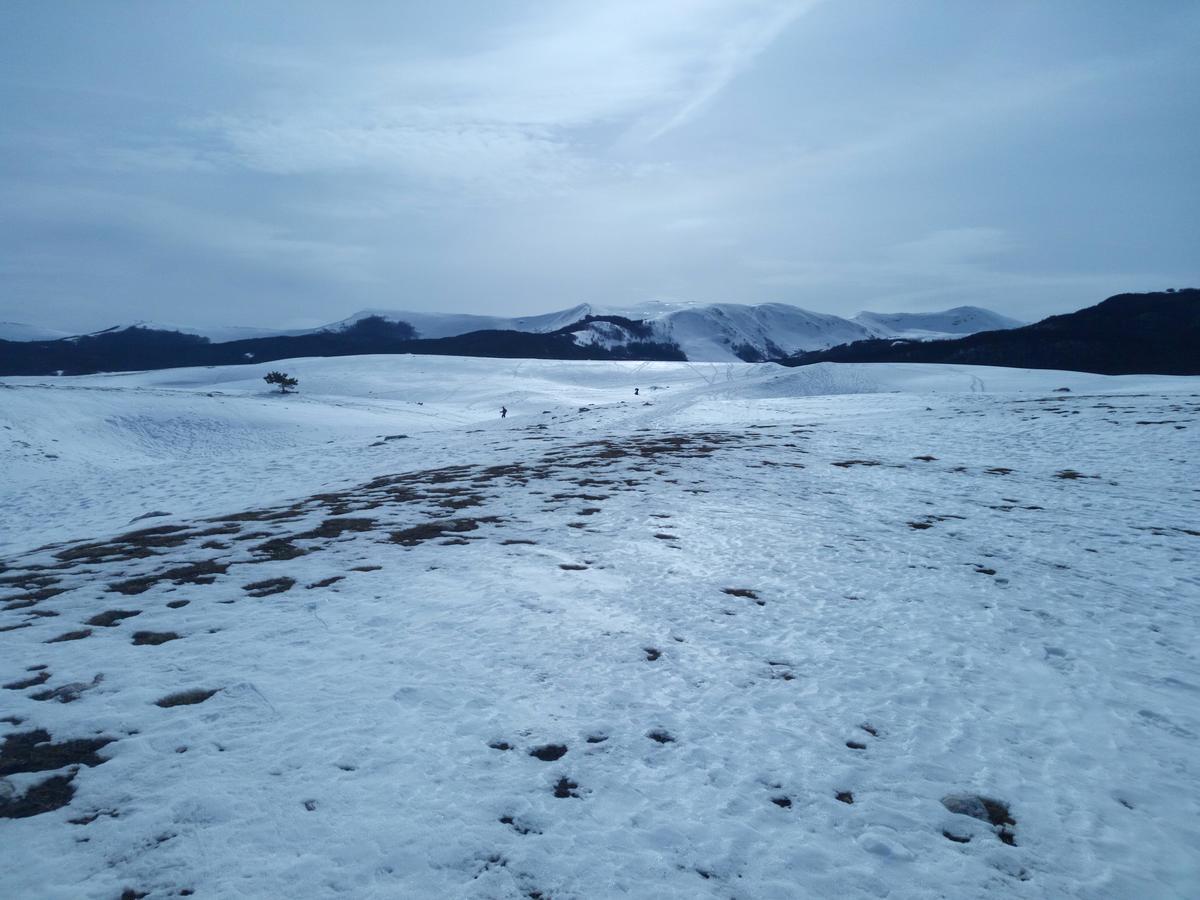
{"left": 2, "top": 1, "right": 1197, "bottom": 332}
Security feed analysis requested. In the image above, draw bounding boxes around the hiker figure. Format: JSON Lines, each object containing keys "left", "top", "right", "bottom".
{"left": 634, "top": 387, "right": 639, "bottom": 396}
{"left": 500, "top": 406, "right": 507, "bottom": 419}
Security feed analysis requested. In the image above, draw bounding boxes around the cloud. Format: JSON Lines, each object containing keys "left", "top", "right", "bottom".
{"left": 0, "top": 180, "right": 369, "bottom": 282}
{"left": 202, "top": 0, "right": 807, "bottom": 192}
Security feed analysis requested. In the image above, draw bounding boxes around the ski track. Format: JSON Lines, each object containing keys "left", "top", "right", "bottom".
{"left": 1, "top": 357, "right": 1198, "bottom": 899}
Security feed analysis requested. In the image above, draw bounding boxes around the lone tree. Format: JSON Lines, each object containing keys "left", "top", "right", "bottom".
{"left": 264, "top": 370, "right": 299, "bottom": 393}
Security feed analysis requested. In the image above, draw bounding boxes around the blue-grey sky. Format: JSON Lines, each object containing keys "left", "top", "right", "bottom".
{"left": 2, "top": 0, "right": 1197, "bottom": 332}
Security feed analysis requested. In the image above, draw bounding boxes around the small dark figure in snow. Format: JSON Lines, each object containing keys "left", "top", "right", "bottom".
{"left": 500, "top": 406, "right": 507, "bottom": 419}
{"left": 634, "top": 387, "right": 639, "bottom": 396}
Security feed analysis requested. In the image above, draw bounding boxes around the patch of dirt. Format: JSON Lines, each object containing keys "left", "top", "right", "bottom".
{"left": 2, "top": 586, "right": 67, "bottom": 610}
{"left": 831, "top": 459, "right": 881, "bottom": 468}
{"left": 45, "top": 629, "right": 91, "bottom": 643}
{"left": 647, "top": 730, "right": 675, "bottom": 744}
{"left": 1055, "top": 469, "right": 1099, "bottom": 480}
{"left": 0, "top": 729, "right": 114, "bottom": 777}
{"left": 108, "top": 559, "right": 229, "bottom": 595}
{"left": 306, "top": 576, "right": 343, "bottom": 589}
{"left": 243, "top": 577, "right": 296, "bottom": 597}
{"left": 644, "top": 647, "right": 662, "bottom": 661}
{"left": 30, "top": 675, "right": 102, "bottom": 704}
{"left": 86, "top": 609, "right": 142, "bottom": 627}
{"left": 131, "top": 631, "right": 181, "bottom": 646}
{"left": 721, "top": 588, "right": 759, "bottom": 599}
{"left": 0, "top": 772, "right": 78, "bottom": 819}
{"left": 552, "top": 777, "right": 580, "bottom": 799}
{"left": 390, "top": 517, "right": 499, "bottom": 547}
{"left": 295, "top": 518, "right": 377, "bottom": 540}
{"left": 166, "top": 600, "right": 190, "bottom": 609}
{"left": 529, "top": 744, "right": 568, "bottom": 761}
{"left": 212, "top": 506, "right": 305, "bottom": 524}
{"left": 3, "top": 671, "right": 51, "bottom": 690}
{"left": 155, "top": 688, "right": 218, "bottom": 708}
{"left": 54, "top": 525, "right": 192, "bottom": 564}
{"left": 771, "top": 796, "right": 792, "bottom": 808}
{"left": 251, "top": 538, "right": 308, "bottom": 562}
{"left": 942, "top": 794, "right": 1016, "bottom": 845}
{"left": 836, "top": 791, "right": 854, "bottom": 804}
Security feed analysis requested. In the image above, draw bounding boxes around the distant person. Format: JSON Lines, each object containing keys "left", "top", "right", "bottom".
{"left": 634, "top": 387, "right": 639, "bottom": 396}
{"left": 500, "top": 406, "right": 507, "bottom": 419}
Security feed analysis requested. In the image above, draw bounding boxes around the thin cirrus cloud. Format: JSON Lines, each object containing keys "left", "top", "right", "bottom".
{"left": 201, "top": 0, "right": 814, "bottom": 188}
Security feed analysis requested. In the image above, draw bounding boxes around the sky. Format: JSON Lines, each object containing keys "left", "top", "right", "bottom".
{"left": 1, "top": 0, "right": 1197, "bottom": 332}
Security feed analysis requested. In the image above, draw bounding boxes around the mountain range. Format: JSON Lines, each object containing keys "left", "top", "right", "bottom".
{"left": 0, "top": 302, "right": 1021, "bottom": 376}
{"left": 1, "top": 292, "right": 1192, "bottom": 377}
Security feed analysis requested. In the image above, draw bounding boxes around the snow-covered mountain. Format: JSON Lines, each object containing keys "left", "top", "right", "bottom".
{"left": 854, "top": 306, "right": 1025, "bottom": 340}
{"left": 1, "top": 302, "right": 1024, "bottom": 363}
{"left": 322, "top": 305, "right": 593, "bottom": 340}
{"left": 315, "top": 301, "right": 1020, "bottom": 362}
{"left": 573, "top": 302, "right": 877, "bottom": 361}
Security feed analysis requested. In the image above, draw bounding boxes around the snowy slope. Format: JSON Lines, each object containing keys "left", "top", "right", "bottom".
{"left": 0, "top": 322, "right": 70, "bottom": 341}
{"left": 2, "top": 356, "right": 1199, "bottom": 899}
{"left": 2, "top": 357, "right": 1200, "bottom": 900}
{"left": 618, "top": 302, "right": 875, "bottom": 361}
{"left": 854, "top": 306, "right": 1025, "bottom": 339}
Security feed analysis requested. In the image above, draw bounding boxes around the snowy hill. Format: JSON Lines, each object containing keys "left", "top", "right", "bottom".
{"left": 854, "top": 306, "right": 1025, "bottom": 339}
{"left": 0, "top": 322, "right": 69, "bottom": 342}
{"left": 1, "top": 355, "right": 1198, "bottom": 898}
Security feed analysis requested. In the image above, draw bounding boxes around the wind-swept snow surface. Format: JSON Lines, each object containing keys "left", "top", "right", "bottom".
{"left": 1, "top": 357, "right": 1198, "bottom": 899}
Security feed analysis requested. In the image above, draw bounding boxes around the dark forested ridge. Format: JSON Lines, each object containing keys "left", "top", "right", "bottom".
{"left": 778, "top": 291, "right": 1200, "bottom": 376}
{"left": 0, "top": 315, "right": 685, "bottom": 376}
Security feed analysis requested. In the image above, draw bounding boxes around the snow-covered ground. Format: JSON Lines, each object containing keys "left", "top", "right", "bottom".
{"left": 1, "top": 356, "right": 1198, "bottom": 898}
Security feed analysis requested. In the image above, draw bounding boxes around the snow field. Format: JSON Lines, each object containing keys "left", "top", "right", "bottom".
{"left": 1, "top": 357, "right": 1198, "bottom": 898}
